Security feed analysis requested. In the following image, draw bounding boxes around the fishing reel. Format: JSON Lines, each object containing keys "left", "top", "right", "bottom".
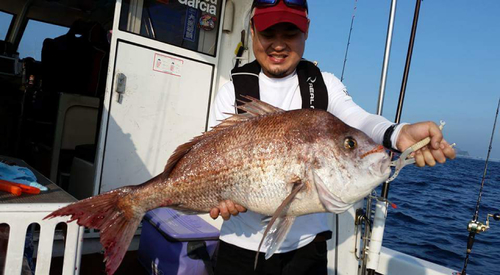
{"left": 467, "top": 213, "right": 500, "bottom": 234}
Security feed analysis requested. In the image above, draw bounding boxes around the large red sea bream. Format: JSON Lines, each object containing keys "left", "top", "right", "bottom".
{"left": 46, "top": 97, "right": 391, "bottom": 274}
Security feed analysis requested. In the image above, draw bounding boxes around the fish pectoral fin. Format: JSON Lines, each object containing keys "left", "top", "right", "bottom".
{"left": 254, "top": 180, "right": 304, "bottom": 269}
{"left": 312, "top": 171, "right": 351, "bottom": 213}
{"left": 263, "top": 216, "right": 296, "bottom": 260}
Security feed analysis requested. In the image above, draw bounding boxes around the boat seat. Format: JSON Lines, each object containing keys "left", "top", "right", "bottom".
{"left": 50, "top": 93, "right": 99, "bottom": 188}
{"left": 68, "top": 144, "right": 97, "bottom": 199}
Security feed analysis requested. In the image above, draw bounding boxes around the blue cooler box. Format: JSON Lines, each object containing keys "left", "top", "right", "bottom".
{"left": 138, "top": 208, "right": 220, "bottom": 275}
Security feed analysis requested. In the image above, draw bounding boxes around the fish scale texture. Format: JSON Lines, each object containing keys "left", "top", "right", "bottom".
{"left": 142, "top": 110, "right": 332, "bottom": 215}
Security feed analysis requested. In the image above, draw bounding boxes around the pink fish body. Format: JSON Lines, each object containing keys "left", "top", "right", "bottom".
{"left": 46, "top": 97, "right": 391, "bottom": 274}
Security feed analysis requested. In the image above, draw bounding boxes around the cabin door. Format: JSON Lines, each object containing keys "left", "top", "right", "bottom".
{"left": 94, "top": 0, "right": 224, "bottom": 194}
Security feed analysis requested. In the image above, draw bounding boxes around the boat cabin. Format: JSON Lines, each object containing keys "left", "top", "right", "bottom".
{"left": 0, "top": 0, "right": 234, "bottom": 200}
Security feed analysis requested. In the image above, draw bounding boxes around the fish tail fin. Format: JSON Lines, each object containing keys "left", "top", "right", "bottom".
{"left": 45, "top": 185, "right": 144, "bottom": 275}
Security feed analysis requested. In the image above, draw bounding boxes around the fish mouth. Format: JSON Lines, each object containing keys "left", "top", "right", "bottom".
{"left": 362, "top": 145, "right": 391, "bottom": 177}
{"left": 361, "top": 145, "right": 386, "bottom": 159}
{"left": 368, "top": 153, "right": 392, "bottom": 179}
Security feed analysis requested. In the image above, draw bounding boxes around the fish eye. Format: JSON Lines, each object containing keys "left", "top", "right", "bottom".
{"left": 344, "top": 137, "right": 357, "bottom": 150}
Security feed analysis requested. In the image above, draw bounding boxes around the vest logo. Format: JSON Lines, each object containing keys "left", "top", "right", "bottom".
{"left": 306, "top": 77, "right": 317, "bottom": 109}
{"left": 178, "top": 0, "right": 217, "bottom": 16}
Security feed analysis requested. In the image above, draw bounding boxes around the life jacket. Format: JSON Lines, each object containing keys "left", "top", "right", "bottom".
{"left": 231, "top": 60, "right": 328, "bottom": 113}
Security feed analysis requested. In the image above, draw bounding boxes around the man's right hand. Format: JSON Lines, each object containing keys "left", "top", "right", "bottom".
{"left": 210, "top": 200, "right": 247, "bottom": 220}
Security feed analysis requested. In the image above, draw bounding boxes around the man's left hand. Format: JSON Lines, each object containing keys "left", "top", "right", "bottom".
{"left": 396, "top": 121, "right": 456, "bottom": 167}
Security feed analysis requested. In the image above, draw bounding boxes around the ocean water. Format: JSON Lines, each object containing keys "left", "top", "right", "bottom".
{"left": 380, "top": 157, "right": 500, "bottom": 275}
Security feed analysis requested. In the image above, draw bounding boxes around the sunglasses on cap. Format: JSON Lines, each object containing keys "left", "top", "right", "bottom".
{"left": 252, "top": 0, "right": 308, "bottom": 11}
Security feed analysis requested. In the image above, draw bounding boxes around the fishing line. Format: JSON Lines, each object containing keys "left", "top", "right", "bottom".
{"left": 460, "top": 98, "right": 500, "bottom": 275}
{"left": 471, "top": 98, "right": 499, "bottom": 222}
{"left": 340, "top": 0, "right": 358, "bottom": 82}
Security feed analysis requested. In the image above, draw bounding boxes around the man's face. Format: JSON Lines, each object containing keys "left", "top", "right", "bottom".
{"left": 251, "top": 22, "right": 308, "bottom": 78}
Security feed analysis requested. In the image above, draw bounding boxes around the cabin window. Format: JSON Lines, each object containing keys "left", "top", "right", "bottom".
{"left": 0, "top": 11, "right": 14, "bottom": 40}
{"left": 119, "top": 0, "right": 222, "bottom": 56}
{"left": 18, "top": 20, "right": 69, "bottom": 60}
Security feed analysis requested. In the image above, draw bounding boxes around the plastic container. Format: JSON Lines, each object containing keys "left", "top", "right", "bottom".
{"left": 138, "top": 208, "right": 220, "bottom": 275}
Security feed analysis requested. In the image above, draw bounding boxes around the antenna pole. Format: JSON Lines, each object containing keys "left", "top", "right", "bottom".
{"left": 361, "top": 0, "right": 398, "bottom": 274}
{"left": 382, "top": 0, "right": 423, "bottom": 198}
{"left": 365, "top": 1, "right": 423, "bottom": 274}
{"left": 375, "top": 0, "right": 398, "bottom": 116}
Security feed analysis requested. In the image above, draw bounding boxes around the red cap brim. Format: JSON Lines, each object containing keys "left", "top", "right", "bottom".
{"left": 253, "top": 11, "right": 308, "bottom": 33}
{"left": 252, "top": 1, "right": 308, "bottom": 33}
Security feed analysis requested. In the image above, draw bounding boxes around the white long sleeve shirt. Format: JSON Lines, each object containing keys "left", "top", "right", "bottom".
{"left": 208, "top": 70, "right": 405, "bottom": 253}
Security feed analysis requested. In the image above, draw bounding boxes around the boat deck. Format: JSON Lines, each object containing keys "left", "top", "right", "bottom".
{"left": 49, "top": 251, "right": 146, "bottom": 275}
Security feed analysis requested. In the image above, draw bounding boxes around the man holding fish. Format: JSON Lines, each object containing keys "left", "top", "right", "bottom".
{"left": 46, "top": 1, "right": 457, "bottom": 274}
{"left": 209, "top": 0, "right": 456, "bottom": 274}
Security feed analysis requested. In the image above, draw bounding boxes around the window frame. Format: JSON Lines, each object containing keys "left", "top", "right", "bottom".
{"left": 0, "top": 9, "right": 16, "bottom": 42}
{"left": 118, "top": 0, "right": 223, "bottom": 58}
{"left": 16, "top": 18, "right": 70, "bottom": 60}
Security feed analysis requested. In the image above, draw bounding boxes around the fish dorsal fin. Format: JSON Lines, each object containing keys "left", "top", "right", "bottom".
{"left": 212, "top": 113, "right": 253, "bottom": 131}
{"left": 162, "top": 136, "right": 203, "bottom": 178}
{"left": 237, "top": 95, "right": 284, "bottom": 116}
{"left": 255, "top": 180, "right": 305, "bottom": 269}
{"left": 161, "top": 119, "right": 239, "bottom": 178}
{"left": 213, "top": 95, "right": 284, "bottom": 132}
{"left": 163, "top": 96, "right": 283, "bottom": 179}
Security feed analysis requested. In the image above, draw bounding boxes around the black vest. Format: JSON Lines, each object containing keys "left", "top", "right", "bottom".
{"left": 231, "top": 60, "right": 328, "bottom": 113}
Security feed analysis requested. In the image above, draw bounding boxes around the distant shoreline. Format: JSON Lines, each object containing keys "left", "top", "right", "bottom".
{"left": 455, "top": 155, "right": 500, "bottom": 163}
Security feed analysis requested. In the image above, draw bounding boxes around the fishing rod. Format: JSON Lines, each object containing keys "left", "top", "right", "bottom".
{"left": 460, "top": 98, "right": 500, "bottom": 275}
{"left": 364, "top": 0, "right": 423, "bottom": 274}
{"left": 360, "top": 0, "right": 398, "bottom": 273}
{"left": 340, "top": 0, "right": 358, "bottom": 82}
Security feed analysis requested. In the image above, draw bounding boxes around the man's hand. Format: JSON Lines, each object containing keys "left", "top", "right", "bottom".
{"left": 209, "top": 200, "right": 247, "bottom": 220}
{"left": 396, "top": 121, "right": 456, "bottom": 167}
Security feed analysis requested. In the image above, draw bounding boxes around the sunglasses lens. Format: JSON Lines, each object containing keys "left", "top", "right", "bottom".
{"left": 285, "top": 0, "right": 307, "bottom": 5}
{"left": 253, "top": 0, "right": 307, "bottom": 10}
{"left": 254, "top": 0, "right": 277, "bottom": 4}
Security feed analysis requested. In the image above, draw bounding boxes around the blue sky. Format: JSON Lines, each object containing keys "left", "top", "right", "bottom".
{"left": 17, "top": 20, "right": 69, "bottom": 60}
{"left": 0, "top": 12, "right": 13, "bottom": 40}
{"left": 0, "top": 12, "right": 69, "bottom": 59}
{"left": 305, "top": 0, "right": 500, "bottom": 160}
